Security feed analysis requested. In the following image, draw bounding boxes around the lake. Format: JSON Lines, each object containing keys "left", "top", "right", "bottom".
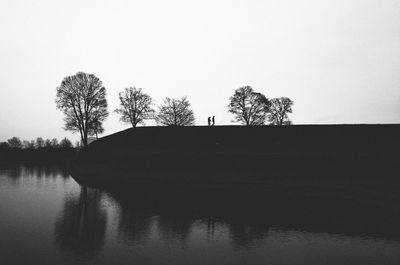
{"left": 1, "top": 164, "right": 400, "bottom": 265}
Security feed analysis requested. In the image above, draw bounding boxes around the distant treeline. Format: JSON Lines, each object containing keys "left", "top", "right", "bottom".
{"left": 0, "top": 137, "right": 77, "bottom": 164}
{"left": 0, "top": 136, "right": 79, "bottom": 150}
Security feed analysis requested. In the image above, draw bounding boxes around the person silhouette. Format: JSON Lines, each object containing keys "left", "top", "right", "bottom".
{"left": 212, "top": 116, "right": 215, "bottom": 126}
{"left": 208, "top": 117, "right": 211, "bottom": 126}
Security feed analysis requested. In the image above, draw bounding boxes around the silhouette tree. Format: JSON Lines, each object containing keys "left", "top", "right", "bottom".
{"left": 75, "top": 141, "right": 82, "bottom": 149}
{"left": 267, "top": 97, "right": 294, "bottom": 125}
{"left": 29, "top": 140, "right": 35, "bottom": 149}
{"left": 115, "top": 87, "right": 155, "bottom": 127}
{"left": 228, "top": 86, "right": 270, "bottom": 125}
{"left": 36, "top": 137, "right": 44, "bottom": 149}
{"left": 21, "top": 140, "right": 34, "bottom": 150}
{"left": 44, "top": 139, "right": 52, "bottom": 148}
{"left": 0, "top": 142, "right": 9, "bottom": 150}
{"left": 22, "top": 140, "right": 31, "bottom": 149}
{"left": 51, "top": 138, "right": 59, "bottom": 148}
{"left": 155, "top": 97, "right": 195, "bottom": 126}
{"left": 7, "top": 137, "right": 23, "bottom": 149}
{"left": 55, "top": 72, "right": 109, "bottom": 147}
{"left": 60, "top": 138, "right": 73, "bottom": 148}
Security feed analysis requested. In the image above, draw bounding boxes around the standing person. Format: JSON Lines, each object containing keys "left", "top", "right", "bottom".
{"left": 208, "top": 117, "right": 211, "bottom": 126}
{"left": 212, "top": 116, "right": 215, "bottom": 126}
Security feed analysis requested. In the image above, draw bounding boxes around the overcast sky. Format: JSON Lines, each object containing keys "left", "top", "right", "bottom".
{"left": 1, "top": 0, "right": 400, "bottom": 142}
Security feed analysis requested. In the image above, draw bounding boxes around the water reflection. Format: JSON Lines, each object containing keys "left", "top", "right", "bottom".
{"left": 54, "top": 187, "right": 107, "bottom": 258}
{"left": 104, "top": 185, "right": 400, "bottom": 248}
{"left": 1, "top": 165, "right": 400, "bottom": 265}
{"left": 117, "top": 210, "right": 153, "bottom": 245}
{"left": 157, "top": 215, "right": 194, "bottom": 243}
{"left": 228, "top": 224, "right": 270, "bottom": 250}
{"left": 0, "top": 165, "right": 69, "bottom": 185}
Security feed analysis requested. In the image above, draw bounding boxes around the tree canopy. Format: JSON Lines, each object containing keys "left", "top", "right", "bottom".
{"left": 1, "top": 137, "right": 73, "bottom": 150}
{"left": 7, "top": 137, "right": 23, "bottom": 149}
{"left": 228, "top": 86, "right": 270, "bottom": 126}
{"left": 55, "top": 72, "right": 109, "bottom": 147}
{"left": 267, "top": 97, "right": 294, "bottom": 125}
{"left": 155, "top": 97, "right": 195, "bottom": 126}
{"left": 115, "top": 87, "right": 155, "bottom": 127}
{"left": 60, "top": 138, "right": 73, "bottom": 148}
{"left": 36, "top": 137, "right": 44, "bottom": 149}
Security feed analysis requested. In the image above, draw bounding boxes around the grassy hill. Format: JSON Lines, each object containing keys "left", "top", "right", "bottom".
{"left": 74, "top": 124, "right": 399, "bottom": 183}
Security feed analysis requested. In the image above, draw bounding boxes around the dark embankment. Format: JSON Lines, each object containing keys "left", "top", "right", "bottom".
{"left": 74, "top": 124, "right": 399, "bottom": 179}
{"left": 72, "top": 124, "right": 400, "bottom": 211}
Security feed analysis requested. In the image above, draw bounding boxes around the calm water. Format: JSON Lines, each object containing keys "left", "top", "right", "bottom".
{"left": 1, "top": 165, "right": 400, "bottom": 265}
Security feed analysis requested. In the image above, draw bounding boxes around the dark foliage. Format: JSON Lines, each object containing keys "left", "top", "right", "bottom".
{"left": 60, "top": 138, "right": 73, "bottom": 148}
{"left": 0, "top": 137, "right": 76, "bottom": 165}
{"left": 36, "top": 137, "right": 44, "bottom": 149}
{"left": 0, "top": 142, "right": 10, "bottom": 150}
{"left": 7, "top": 137, "right": 23, "bottom": 149}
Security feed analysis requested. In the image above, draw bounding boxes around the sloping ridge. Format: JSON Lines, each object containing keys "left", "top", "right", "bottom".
{"left": 85, "top": 124, "right": 400, "bottom": 155}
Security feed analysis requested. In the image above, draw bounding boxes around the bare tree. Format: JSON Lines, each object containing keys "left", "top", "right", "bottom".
{"left": 228, "top": 86, "right": 270, "bottom": 125}
{"left": 155, "top": 97, "right": 195, "bottom": 126}
{"left": 115, "top": 87, "right": 155, "bottom": 127}
{"left": 267, "top": 97, "right": 294, "bottom": 125}
{"left": 56, "top": 72, "right": 109, "bottom": 147}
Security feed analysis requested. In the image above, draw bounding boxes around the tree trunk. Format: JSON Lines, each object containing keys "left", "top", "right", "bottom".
{"left": 83, "top": 130, "right": 88, "bottom": 147}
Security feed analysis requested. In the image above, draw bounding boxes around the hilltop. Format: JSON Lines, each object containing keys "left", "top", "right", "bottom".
{"left": 87, "top": 124, "right": 400, "bottom": 153}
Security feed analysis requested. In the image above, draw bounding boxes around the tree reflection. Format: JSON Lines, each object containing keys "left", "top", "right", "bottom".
{"left": 206, "top": 217, "right": 216, "bottom": 238}
{"left": 106, "top": 187, "right": 196, "bottom": 245}
{"left": 0, "top": 166, "right": 23, "bottom": 186}
{"left": 1, "top": 165, "right": 69, "bottom": 180}
{"left": 156, "top": 214, "right": 194, "bottom": 243}
{"left": 54, "top": 186, "right": 107, "bottom": 258}
{"left": 228, "top": 224, "right": 270, "bottom": 250}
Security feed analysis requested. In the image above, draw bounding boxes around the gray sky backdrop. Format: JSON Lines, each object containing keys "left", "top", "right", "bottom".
{"left": 1, "top": 0, "right": 400, "bottom": 142}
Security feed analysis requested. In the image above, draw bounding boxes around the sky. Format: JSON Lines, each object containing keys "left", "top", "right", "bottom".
{"left": 1, "top": 0, "right": 400, "bottom": 142}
